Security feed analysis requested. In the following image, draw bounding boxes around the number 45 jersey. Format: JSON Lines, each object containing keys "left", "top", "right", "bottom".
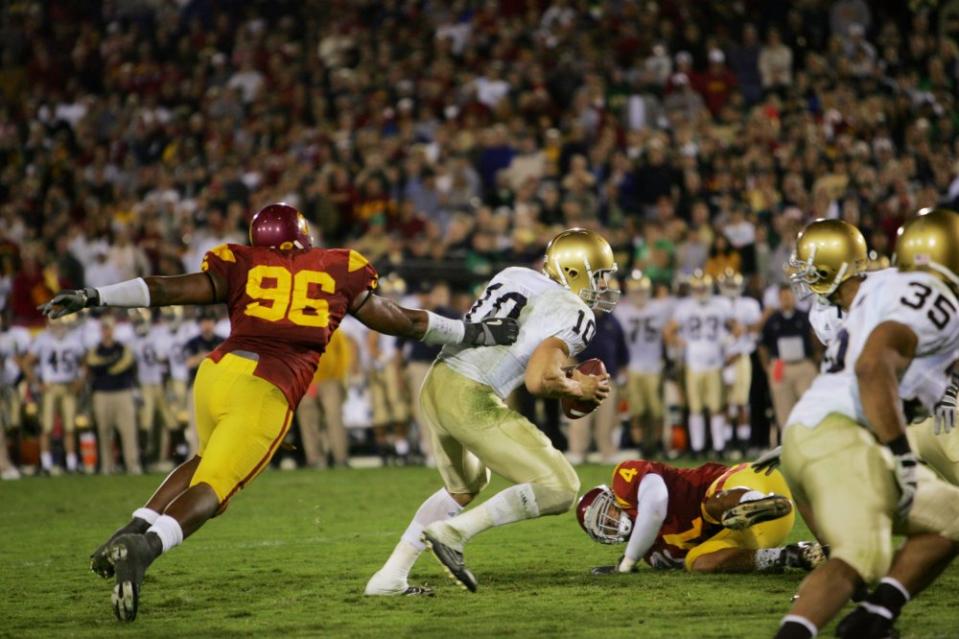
{"left": 788, "top": 269, "right": 959, "bottom": 430}
{"left": 440, "top": 267, "right": 594, "bottom": 399}
{"left": 201, "top": 244, "right": 378, "bottom": 407}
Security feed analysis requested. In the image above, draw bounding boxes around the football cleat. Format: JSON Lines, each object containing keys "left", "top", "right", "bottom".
{"left": 90, "top": 518, "right": 155, "bottom": 579}
{"left": 108, "top": 534, "right": 158, "bottom": 622}
{"left": 364, "top": 572, "right": 435, "bottom": 597}
{"left": 721, "top": 495, "right": 793, "bottom": 530}
{"left": 422, "top": 531, "right": 477, "bottom": 593}
{"left": 836, "top": 605, "right": 900, "bottom": 639}
{"left": 781, "top": 541, "right": 826, "bottom": 571}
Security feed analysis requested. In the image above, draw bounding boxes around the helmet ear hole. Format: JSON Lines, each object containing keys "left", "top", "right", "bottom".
{"left": 566, "top": 268, "right": 578, "bottom": 278}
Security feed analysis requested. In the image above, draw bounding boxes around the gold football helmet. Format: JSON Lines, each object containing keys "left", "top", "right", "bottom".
{"left": 688, "top": 269, "right": 713, "bottom": 302}
{"left": 626, "top": 269, "right": 653, "bottom": 306}
{"left": 160, "top": 305, "right": 184, "bottom": 329}
{"left": 717, "top": 267, "right": 744, "bottom": 298}
{"left": 543, "top": 228, "right": 619, "bottom": 311}
{"left": 378, "top": 272, "right": 407, "bottom": 298}
{"left": 895, "top": 208, "right": 959, "bottom": 290}
{"left": 786, "top": 219, "right": 868, "bottom": 298}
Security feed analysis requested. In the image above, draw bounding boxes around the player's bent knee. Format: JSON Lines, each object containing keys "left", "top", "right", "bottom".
{"left": 832, "top": 537, "right": 892, "bottom": 584}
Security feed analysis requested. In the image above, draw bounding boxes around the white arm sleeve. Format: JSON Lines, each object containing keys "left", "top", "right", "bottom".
{"left": 620, "top": 474, "right": 669, "bottom": 570}
{"left": 96, "top": 278, "right": 151, "bottom": 308}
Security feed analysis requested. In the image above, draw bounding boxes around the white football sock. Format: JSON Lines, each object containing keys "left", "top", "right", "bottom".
{"left": 710, "top": 414, "right": 726, "bottom": 452}
{"left": 737, "top": 423, "right": 751, "bottom": 442}
{"left": 41, "top": 451, "right": 53, "bottom": 470}
{"left": 446, "top": 484, "right": 540, "bottom": 544}
{"left": 132, "top": 507, "right": 160, "bottom": 525}
{"left": 377, "top": 489, "right": 463, "bottom": 582}
{"left": 66, "top": 453, "right": 78, "bottom": 472}
{"left": 147, "top": 515, "right": 184, "bottom": 553}
{"left": 689, "top": 414, "right": 705, "bottom": 452}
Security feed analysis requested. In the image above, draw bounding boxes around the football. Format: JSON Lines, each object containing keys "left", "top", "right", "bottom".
{"left": 562, "top": 358, "right": 607, "bottom": 419}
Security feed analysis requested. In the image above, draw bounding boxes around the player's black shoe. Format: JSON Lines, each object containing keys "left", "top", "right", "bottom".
{"left": 422, "top": 531, "right": 477, "bottom": 592}
{"left": 108, "top": 533, "right": 160, "bottom": 621}
{"left": 91, "top": 518, "right": 154, "bottom": 579}
{"left": 721, "top": 495, "right": 793, "bottom": 530}
{"left": 836, "top": 605, "right": 899, "bottom": 639}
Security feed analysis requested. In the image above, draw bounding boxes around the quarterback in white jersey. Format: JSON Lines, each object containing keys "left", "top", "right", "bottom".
{"left": 26, "top": 317, "right": 87, "bottom": 473}
{"left": 665, "top": 270, "right": 736, "bottom": 455}
{"left": 772, "top": 215, "right": 959, "bottom": 639}
{"left": 614, "top": 273, "right": 671, "bottom": 454}
{"left": 718, "top": 269, "right": 762, "bottom": 448}
{"left": 366, "top": 229, "right": 616, "bottom": 596}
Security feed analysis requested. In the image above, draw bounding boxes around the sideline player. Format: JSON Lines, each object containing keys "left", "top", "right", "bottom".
{"left": 39, "top": 203, "right": 519, "bottom": 621}
{"left": 578, "top": 460, "right": 823, "bottom": 574}
{"left": 771, "top": 212, "right": 959, "bottom": 639}
{"left": 718, "top": 268, "right": 762, "bottom": 452}
{"left": 365, "top": 228, "right": 616, "bottom": 596}
{"left": 665, "top": 270, "right": 738, "bottom": 457}
{"left": 613, "top": 272, "right": 672, "bottom": 456}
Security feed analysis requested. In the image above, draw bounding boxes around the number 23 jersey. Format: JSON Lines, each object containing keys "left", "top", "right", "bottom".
{"left": 201, "top": 244, "right": 378, "bottom": 407}
{"left": 788, "top": 269, "right": 959, "bottom": 429}
{"left": 440, "top": 266, "right": 594, "bottom": 399}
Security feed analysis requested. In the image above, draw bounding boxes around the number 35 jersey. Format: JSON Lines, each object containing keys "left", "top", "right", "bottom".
{"left": 201, "top": 244, "right": 378, "bottom": 407}
{"left": 788, "top": 269, "right": 959, "bottom": 430}
{"left": 440, "top": 267, "right": 593, "bottom": 399}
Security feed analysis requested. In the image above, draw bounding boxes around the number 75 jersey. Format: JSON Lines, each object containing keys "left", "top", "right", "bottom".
{"left": 201, "top": 243, "right": 378, "bottom": 407}
{"left": 440, "top": 266, "right": 594, "bottom": 399}
{"left": 788, "top": 269, "right": 959, "bottom": 430}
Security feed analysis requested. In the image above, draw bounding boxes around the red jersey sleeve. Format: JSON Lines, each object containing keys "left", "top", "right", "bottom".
{"left": 610, "top": 460, "right": 655, "bottom": 514}
{"left": 336, "top": 249, "right": 378, "bottom": 306}
{"left": 200, "top": 243, "right": 245, "bottom": 296}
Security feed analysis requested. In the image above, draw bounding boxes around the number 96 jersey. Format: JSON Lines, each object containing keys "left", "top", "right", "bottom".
{"left": 440, "top": 267, "right": 594, "bottom": 399}
{"left": 788, "top": 269, "right": 959, "bottom": 430}
{"left": 201, "top": 244, "right": 378, "bottom": 407}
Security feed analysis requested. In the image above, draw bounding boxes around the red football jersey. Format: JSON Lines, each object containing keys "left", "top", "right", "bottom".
{"left": 201, "top": 244, "right": 378, "bottom": 407}
{"left": 610, "top": 460, "right": 728, "bottom": 566}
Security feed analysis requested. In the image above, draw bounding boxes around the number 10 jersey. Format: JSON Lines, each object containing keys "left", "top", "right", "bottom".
{"left": 788, "top": 269, "right": 959, "bottom": 430}
{"left": 440, "top": 267, "right": 593, "bottom": 399}
{"left": 201, "top": 243, "right": 378, "bottom": 407}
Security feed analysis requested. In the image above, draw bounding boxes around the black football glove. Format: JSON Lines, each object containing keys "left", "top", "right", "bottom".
{"left": 751, "top": 445, "right": 782, "bottom": 476}
{"left": 463, "top": 317, "right": 520, "bottom": 347}
{"left": 934, "top": 372, "right": 959, "bottom": 435}
{"left": 37, "top": 287, "right": 99, "bottom": 319}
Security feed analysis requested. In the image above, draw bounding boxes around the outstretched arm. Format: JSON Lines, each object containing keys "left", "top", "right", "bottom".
{"left": 350, "top": 291, "right": 519, "bottom": 347}
{"left": 619, "top": 474, "right": 669, "bottom": 572}
{"left": 39, "top": 272, "right": 227, "bottom": 319}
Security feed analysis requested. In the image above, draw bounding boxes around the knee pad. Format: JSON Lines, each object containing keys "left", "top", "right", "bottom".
{"left": 832, "top": 535, "right": 892, "bottom": 584}
{"left": 532, "top": 467, "right": 581, "bottom": 515}
{"left": 464, "top": 467, "right": 492, "bottom": 495}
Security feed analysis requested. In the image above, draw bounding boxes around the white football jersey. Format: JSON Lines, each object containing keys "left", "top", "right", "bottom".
{"left": 29, "top": 330, "right": 86, "bottom": 384}
{"left": 134, "top": 326, "right": 173, "bottom": 385}
{"left": 0, "top": 326, "right": 31, "bottom": 385}
{"left": 338, "top": 314, "right": 371, "bottom": 372}
{"left": 726, "top": 295, "right": 762, "bottom": 356}
{"left": 440, "top": 267, "right": 593, "bottom": 398}
{"left": 673, "top": 296, "right": 734, "bottom": 372}
{"left": 789, "top": 270, "right": 959, "bottom": 429}
{"left": 614, "top": 298, "right": 673, "bottom": 374}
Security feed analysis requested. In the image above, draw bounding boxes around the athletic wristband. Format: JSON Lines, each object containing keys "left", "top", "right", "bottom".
{"left": 422, "top": 311, "right": 466, "bottom": 346}
{"left": 96, "top": 278, "right": 151, "bottom": 307}
{"left": 886, "top": 433, "right": 912, "bottom": 456}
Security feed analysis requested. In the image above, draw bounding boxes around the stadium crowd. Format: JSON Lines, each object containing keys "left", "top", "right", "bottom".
{"left": 2, "top": 0, "right": 958, "bottom": 476}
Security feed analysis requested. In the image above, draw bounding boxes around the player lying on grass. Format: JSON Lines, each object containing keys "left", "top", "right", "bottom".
{"left": 39, "top": 203, "right": 519, "bottom": 621}
{"left": 769, "top": 213, "right": 959, "bottom": 639}
{"left": 578, "top": 460, "right": 824, "bottom": 574}
{"left": 365, "top": 228, "right": 615, "bottom": 596}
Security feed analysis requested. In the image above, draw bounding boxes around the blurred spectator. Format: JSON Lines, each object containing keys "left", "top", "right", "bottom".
{"left": 87, "top": 316, "right": 140, "bottom": 475}
{"left": 704, "top": 234, "right": 742, "bottom": 279}
{"left": 759, "top": 28, "right": 793, "bottom": 91}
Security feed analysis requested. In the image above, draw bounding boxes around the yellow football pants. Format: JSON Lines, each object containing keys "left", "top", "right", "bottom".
{"left": 683, "top": 464, "right": 795, "bottom": 570}
{"left": 190, "top": 354, "right": 293, "bottom": 503}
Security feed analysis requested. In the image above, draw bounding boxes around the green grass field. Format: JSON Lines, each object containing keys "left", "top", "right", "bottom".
{"left": 1, "top": 465, "right": 957, "bottom": 638}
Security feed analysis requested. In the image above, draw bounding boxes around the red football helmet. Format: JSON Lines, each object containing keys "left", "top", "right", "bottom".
{"left": 249, "top": 203, "right": 312, "bottom": 250}
{"left": 577, "top": 485, "right": 632, "bottom": 544}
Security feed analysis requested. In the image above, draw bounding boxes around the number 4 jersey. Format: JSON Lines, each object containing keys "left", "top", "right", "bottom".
{"left": 440, "top": 266, "right": 594, "bottom": 399}
{"left": 788, "top": 269, "right": 959, "bottom": 429}
{"left": 201, "top": 243, "right": 378, "bottom": 407}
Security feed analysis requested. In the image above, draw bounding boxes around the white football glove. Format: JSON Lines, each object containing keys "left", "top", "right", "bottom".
{"left": 887, "top": 434, "right": 918, "bottom": 519}
{"left": 934, "top": 372, "right": 959, "bottom": 435}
